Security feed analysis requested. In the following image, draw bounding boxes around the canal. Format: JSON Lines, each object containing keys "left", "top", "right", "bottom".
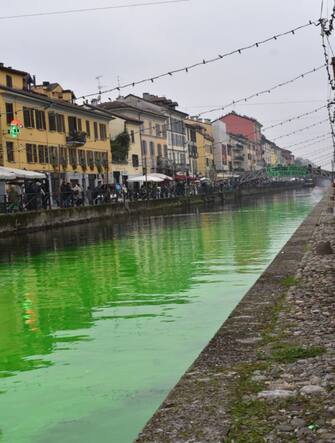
{"left": 0, "top": 189, "right": 323, "bottom": 443}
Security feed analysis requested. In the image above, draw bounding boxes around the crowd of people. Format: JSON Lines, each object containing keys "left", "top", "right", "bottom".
{"left": 4, "top": 181, "right": 50, "bottom": 212}
{"left": 1, "top": 175, "right": 290, "bottom": 213}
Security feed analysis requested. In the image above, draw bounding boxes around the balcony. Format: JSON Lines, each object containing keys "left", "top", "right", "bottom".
{"left": 66, "top": 131, "right": 87, "bottom": 148}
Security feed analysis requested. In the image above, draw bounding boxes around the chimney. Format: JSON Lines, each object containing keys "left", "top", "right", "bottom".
{"left": 43, "top": 81, "right": 50, "bottom": 87}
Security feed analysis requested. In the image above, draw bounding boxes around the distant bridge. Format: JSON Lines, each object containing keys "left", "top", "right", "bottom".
{"left": 238, "top": 165, "right": 332, "bottom": 185}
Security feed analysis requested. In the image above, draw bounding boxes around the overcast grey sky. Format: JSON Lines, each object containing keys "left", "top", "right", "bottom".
{"left": 1, "top": 0, "right": 334, "bottom": 168}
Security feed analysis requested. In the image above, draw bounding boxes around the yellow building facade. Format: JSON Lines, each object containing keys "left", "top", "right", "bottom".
{"left": 0, "top": 65, "right": 111, "bottom": 192}
{"left": 185, "top": 119, "right": 216, "bottom": 179}
{"left": 108, "top": 113, "right": 143, "bottom": 182}
{"left": 140, "top": 114, "right": 168, "bottom": 174}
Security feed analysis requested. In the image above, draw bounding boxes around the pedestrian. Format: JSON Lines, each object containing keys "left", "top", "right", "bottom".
{"left": 73, "top": 182, "right": 83, "bottom": 206}
{"left": 7, "top": 184, "right": 20, "bottom": 212}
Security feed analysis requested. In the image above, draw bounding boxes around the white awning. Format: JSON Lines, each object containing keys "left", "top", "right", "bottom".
{"left": 0, "top": 167, "right": 46, "bottom": 180}
{"left": 150, "top": 173, "right": 173, "bottom": 181}
{"left": 0, "top": 167, "right": 16, "bottom": 181}
{"left": 128, "top": 174, "right": 163, "bottom": 183}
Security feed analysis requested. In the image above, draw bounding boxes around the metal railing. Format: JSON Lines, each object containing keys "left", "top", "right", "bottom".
{"left": 0, "top": 176, "right": 309, "bottom": 214}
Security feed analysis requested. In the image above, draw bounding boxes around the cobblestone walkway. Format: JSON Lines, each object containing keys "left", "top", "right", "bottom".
{"left": 242, "top": 194, "right": 335, "bottom": 442}
{"left": 136, "top": 192, "right": 335, "bottom": 443}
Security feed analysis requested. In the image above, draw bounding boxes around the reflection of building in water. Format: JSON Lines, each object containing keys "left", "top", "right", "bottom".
{"left": 0, "top": 214, "right": 209, "bottom": 374}
{"left": 0, "top": 196, "right": 311, "bottom": 376}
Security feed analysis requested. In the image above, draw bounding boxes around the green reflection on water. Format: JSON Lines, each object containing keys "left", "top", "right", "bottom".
{"left": 0, "top": 191, "right": 321, "bottom": 442}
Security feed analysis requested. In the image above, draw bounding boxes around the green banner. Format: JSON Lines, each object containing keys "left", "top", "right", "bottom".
{"left": 266, "top": 165, "right": 308, "bottom": 177}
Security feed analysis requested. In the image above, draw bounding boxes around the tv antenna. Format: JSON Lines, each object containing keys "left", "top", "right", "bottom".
{"left": 95, "top": 75, "right": 106, "bottom": 104}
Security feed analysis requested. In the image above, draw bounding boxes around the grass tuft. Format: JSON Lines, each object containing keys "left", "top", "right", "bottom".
{"left": 281, "top": 275, "right": 300, "bottom": 288}
{"left": 271, "top": 344, "right": 326, "bottom": 364}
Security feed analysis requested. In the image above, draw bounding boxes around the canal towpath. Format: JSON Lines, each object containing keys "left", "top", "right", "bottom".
{"left": 136, "top": 189, "right": 335, "bottom": 442}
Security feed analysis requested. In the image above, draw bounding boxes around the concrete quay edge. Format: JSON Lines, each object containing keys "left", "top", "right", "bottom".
{"left": 135, "top": 191, "right": 330, "bottom": 443}
{"left": 0, "top": 183, "right": 301, "bottom": 237}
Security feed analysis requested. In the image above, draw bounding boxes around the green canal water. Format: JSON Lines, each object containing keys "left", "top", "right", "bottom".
{"left": 0, "top": 189, "right": 323, "bottom": 443}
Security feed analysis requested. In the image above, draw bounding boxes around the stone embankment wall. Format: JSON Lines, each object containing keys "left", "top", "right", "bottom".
{"left": 0, "top": 183, "right": 300, "bottom": 236}
{"left": 136, "top": 191, "right": 335, "bottom": 442}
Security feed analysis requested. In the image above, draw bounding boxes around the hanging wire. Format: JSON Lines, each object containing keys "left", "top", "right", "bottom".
{"left": 77, "top": 20, "right": 320, "bottom": 100}
{"left": 196, "top": 65, "right": 325, "bottom": 117}
{"left": 271, "top": 118, "right": 329, "bottom": 141}
{"left": 262, "top": 104, "right": 327, "bottom": 132}
{"left": 319, "top": 6, "right": 335, "bottom": 170}
{"left": 0, "top": 0, "right": 189, "bottom": 20}
{"left": 282, "top": 132, "right": 331, "bottom": 149}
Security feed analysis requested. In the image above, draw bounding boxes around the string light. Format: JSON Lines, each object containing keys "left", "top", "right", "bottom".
{"left": 262, "top": 104, "right": 328, "bottom": 132}
{"left": 320, "top": 6, "right": 335, "bottom": 166}
{"left": 271, "top": 118, "right": 329, "bottom": 141}
{"left": 197, "top": 65, "right": 326, "bottom": 117}
{"left": 282, "top": 132, "right": 331, "bottom": 149}
{"left": 78, "top": 20, "right": 319, "bottom": 100}
{"left": 323, "top": 1, "right": 335, "bottom": 36}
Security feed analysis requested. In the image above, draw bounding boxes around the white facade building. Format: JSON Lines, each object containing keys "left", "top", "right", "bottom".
{"left": 212, "top": 119, "right": 229, "bottom": 175}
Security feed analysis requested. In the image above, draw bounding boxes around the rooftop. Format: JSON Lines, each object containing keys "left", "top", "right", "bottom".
{"left": 222, "top": 111, "right": 263, "bottom": 128}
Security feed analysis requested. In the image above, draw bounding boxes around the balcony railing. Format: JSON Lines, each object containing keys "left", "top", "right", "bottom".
{"left": 66, "top": 131, "right": 87, "bottom": 148}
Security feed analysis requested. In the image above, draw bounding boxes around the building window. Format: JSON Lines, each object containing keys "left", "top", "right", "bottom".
{"left": 6, "top": 75, "right": 13, "bottom": 88}
{"left": 49, "top": 146, "right": 58, "bottom": 165}
{"left": 69, "top": 148, "right": 77, "bottom": 167}
{"left": 26, "top": 144, "right": 38, "bottom": 163}
{"left": 49, "top": 113, "right": 65, "bottom": 132}
{"left": 38, "top": 145, "right": 46, "bottom": 163}
{"left": 149, "top": 142, "right": 155, "bottom": 158}
{"left": 78, "top": 150, "right": 86, "bottom": 168}
{"left": 5, "top": 103, "right": 14, "bottom": 125}
{"left": 27, "top": 144, "right": 32, "bottom": 163}
{"left": 68, "top": 116, "right": 77, "bottom": 133}
{"left": 132, "top": 154, "right": 139, "bottom": 167}
{"left": 99, "top": 123, "right": 107, "bottom": 140}
{"left": 87, "top": 151, "right": 94, "bottom": 169}
{"left": 6, "top": 142, "right": 14, "bottom": 162}
{"left": 164, "top": 145, "right": 168, "bottom": 157}
{"left": 157, "top": 144, "right": 162, "bottom": 157}
{"left": 86, "top": 120, "right": 91, "bottom": 137}
{"left": 130, "top": 130, "right": 135, "bottom": 143}
{"left": 23, "top": 107, "right": 35, "bottom": 128}
{"left": 35, "top": 110, "right": 46, "bottom": 130}
{"left": 56, "top": 114, "right": 65, "bottom": 133}
{"left": 77, "top": 118, "right": 82, "bottom": 132}
{"left": 44, "top": 146, "right": 50, "bottom": 164}
{"left": 142, "top": 140, "right": 147, "bottom": 156}
{"left": 48, "top": 112, "right": 56, "bottom": 131}
{"left": 148, "top": 121, "right": 152, "bottom": 135}
{"left": 155, "top": 124, "right": 161, "bottom": 137}
{"left": 60, "top": 147, "right": 68, "bottom": 166}
{"left": 94, "top": 122, "right": 99, "bottom": 139}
